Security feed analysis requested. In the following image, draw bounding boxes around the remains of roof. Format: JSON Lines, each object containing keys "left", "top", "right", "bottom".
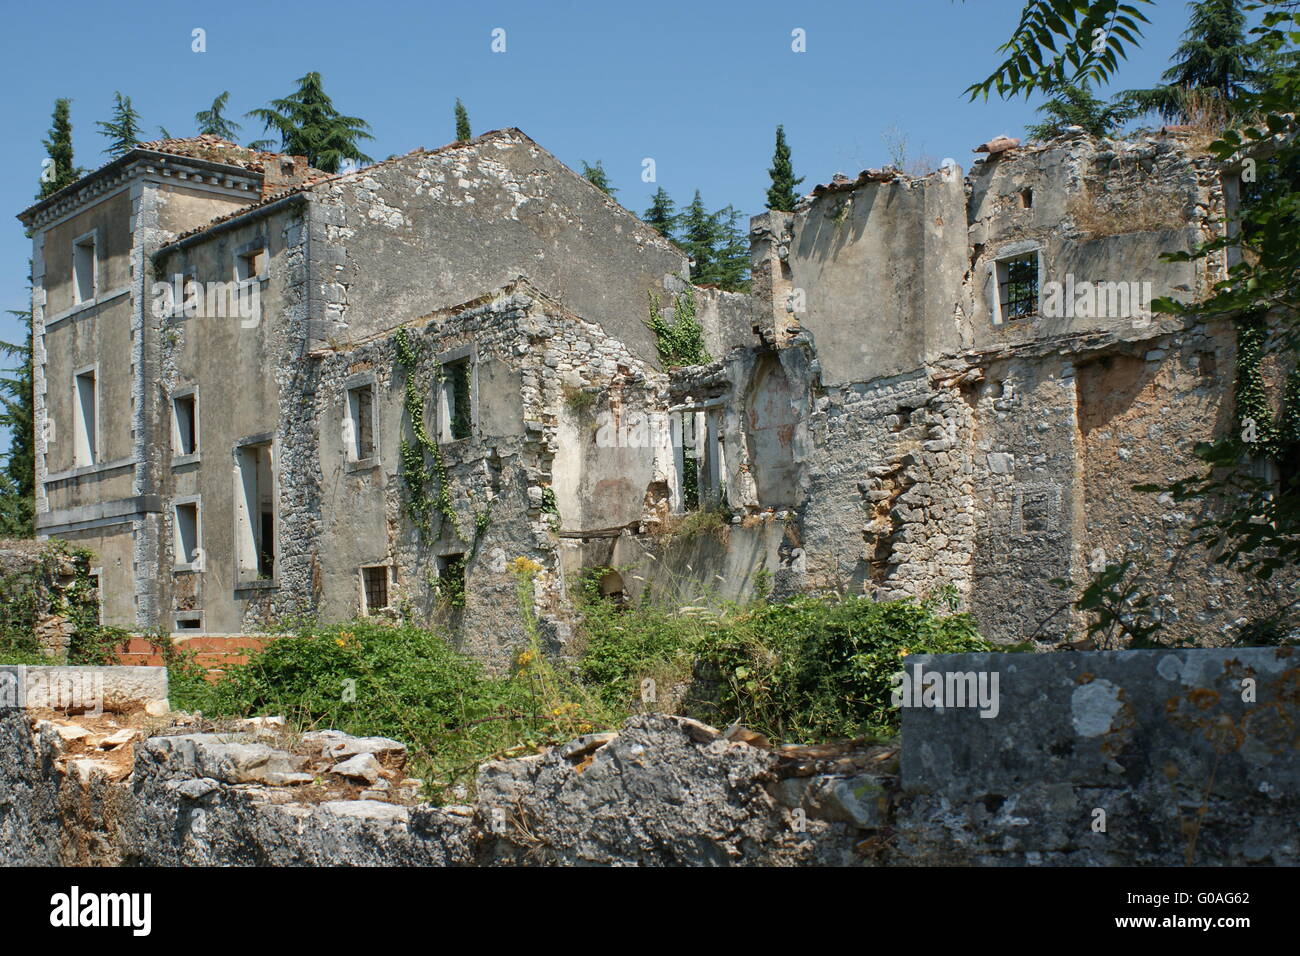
{"left": 973, "top": 135, "right": 1020, "bottom": 155}
{"left": 808, "top": 168, "right": 902, "bottom": 199}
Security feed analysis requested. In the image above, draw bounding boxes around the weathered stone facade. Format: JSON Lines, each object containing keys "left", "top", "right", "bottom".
{"left": 17, "top": 125, "right": 1295, "bottom": 659}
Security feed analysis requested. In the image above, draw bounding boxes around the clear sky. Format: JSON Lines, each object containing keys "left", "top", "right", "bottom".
{"left": 0, "top": 0, "right": 1200, "bottom": 377}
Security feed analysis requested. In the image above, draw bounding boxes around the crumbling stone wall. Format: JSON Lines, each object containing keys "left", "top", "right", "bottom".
{"left": 0, "top": 540, "right": 100, "bottom": 658}
{"left": 3, "top": 648, "right": 1294, "bottom": 866}
{"left": 284, "top": 283, "right": 668, "bottom": 664}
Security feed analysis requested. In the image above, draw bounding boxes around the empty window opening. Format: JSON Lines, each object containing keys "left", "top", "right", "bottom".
{"left": 361, "top": 565, "right": 390, "bottom": 613}
{"left": 174, "top": 501, "right": 201, "bottom": 568}
{"left": 173, "top": 611, "right": 204, "bottom": 632}
{"left": 437, "top": 553, "right": 467, "bottom": 608}
{"left": 88, "top": 569, "right": 103, "bottom": 625}
{"left": 346, "top": 385, "right": 375, "bottom": 461}
{"left": 1018, "top": 188, "right": 1033, "bottom": 209}
{"left": 674, "top": 407, "right": 726, "bottom": 511}
{"left": 173, "top": 392, "right": 198, "bottom": 457}
{"left": 998, "top": 254, "right": 1039, "bottom": 320}
{"left": 236, "top": 441, "right": 275, "bottom": 579}
{"left": 235, "top": 247, "right": 266, "bottom": 282}
{"left": 439, "top": 358, "right": 473, "bottom": 442}
{"left": 73, "top": 233, "right": 96, "bottom": 304}
{"left": 73, "top": 369, "right": 97, "bottom": 466}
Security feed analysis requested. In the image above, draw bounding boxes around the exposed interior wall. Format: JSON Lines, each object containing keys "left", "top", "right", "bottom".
{"left": 783, "top": 172, "right": 967, "bottom": 386}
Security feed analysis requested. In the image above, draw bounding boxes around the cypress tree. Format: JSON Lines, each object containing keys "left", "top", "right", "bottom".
{"left": 37, "top": 98, "right": 83, "bottom": 199}
{"left": 765, "top": 125, "right": 803, "bottom": 212}
{"left": 455, "top": 98, "right": 471, "bottom": 142}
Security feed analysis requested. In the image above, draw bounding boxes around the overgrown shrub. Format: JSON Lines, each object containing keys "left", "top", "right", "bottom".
{"left": 577, "top": 581, "right": 989, "bottom": 742}
{"left": 0, "top": 539, "right": 126, "bottom": 665}
{"left": 179, "top": 617, "right": 619, "bottom": 801}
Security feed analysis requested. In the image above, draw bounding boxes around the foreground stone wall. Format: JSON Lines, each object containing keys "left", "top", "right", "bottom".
{"left": 1, "top": 647, "right": 1294, "bottom": 866}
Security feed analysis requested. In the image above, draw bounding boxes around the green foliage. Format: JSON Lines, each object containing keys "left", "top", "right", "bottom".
{"left": 1051, "top": 560, "right": 1166, "bottom": 648}
{"left": 1026, "top": 81, "right": 1136, "bottom": 138}
{"left": 1116, "top": 0, "right": 1262, "bottom": 120}
{"left": 0, "top": 540, "right": 125, "bottom": 665}
{"left": 646, "top": 290, "right": 710, "bottom": 368}
{"left": 676, "top": 190, "right": 751, "bottom": 291}
{"left": 38, "top": 98, "right": 83, "bottom": 199}
{"left": 766, "top": 124, "right": 804, "bottom": 212}
{"left": 195, "top": 91, "right": 242, "bottom": 140}
{"left": 247, "top": 72, "right": 374, "bottom": 173}
{"left": 393, "top": 327, "right": 459, "bottom": 539}
{"left": 561, "top": 384, "right": 596, "bottom": 415}
{"left": 965, "top": 0, "right": 1154, "bottom": 101}
{"left": 0, "top": 308, "right": 34, "bottom": 536}
{"left": 96, "top": 92, "right": 143, "bottom": 158}
{"left": 454, "top": 98, "right": 471, "bottom": 143}
{"left": 1134, "top": 5, "right": 1300, "bottom": 579}
{"left": 177, "top": 616, "right": 619, "bottom": 800}
{"left": 580, "top": 159, "right": 617, "bottom": 197}
{"left": 578, "top": 587, "right": 989, "bottom": 742}
{"left": 981, "top": 1, "right": 1300, "bottom": 603}
{"left": 642, "top": 187, "right": 677, "bottom": 238}
{"left": 671, "top": 505, "right": 728, "bottom": 542}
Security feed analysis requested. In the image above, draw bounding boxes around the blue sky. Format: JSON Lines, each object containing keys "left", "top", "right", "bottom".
{"left": 0, "top": 0, "right": 1198, "bottom": 362}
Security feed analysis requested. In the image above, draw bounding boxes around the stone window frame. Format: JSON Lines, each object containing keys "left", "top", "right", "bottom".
{"left": 342, "top": 371, "right": 380, "bottom": 470}
{"left": 668, "top": 397, "right": 728, "bottom": 514}
{"left": 987, "top": 241, "right": 1043, "bottom": 326}
{"left": 72, "top": 363, "right": 99, "bottom": 468}
{"left": 1011, "top": 481, "right": 1062, "bottom": 538}
{"left": 435, "top": 343, "right": 478, "bottom": 444}
{"left": 71, "top": 228, "right": 99, "bottom": 306}
{"left": 171, "top": 386, "right": 200, "bottom": 466}
{"left": 173, "top": 611, "right": 205, "bottom": 633}
{"left": 358, "top": 563, "right": 393, "bottom": 615}
{"left": 233, "top": 236, "right": 269, "bottom": 284}
{"left": 172, "top": 494, "right": 204, "bottom": 572}
{"left": 232, "top": 432, "right": 278, "bottom": 590}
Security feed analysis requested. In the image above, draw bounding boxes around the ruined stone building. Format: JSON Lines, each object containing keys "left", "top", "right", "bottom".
{"left": 17, "top": 126, "right": 1294, "bottom": 664}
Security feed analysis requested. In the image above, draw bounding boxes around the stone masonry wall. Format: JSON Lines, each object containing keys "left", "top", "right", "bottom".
{"left": 2, "top": 648, "right": 1293, "bottom": 866}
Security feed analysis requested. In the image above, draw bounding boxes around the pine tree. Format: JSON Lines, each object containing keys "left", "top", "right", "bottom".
{"left": 196, "top": 91, "right": 242, "bottom": 140}
{"left": 1027, "top": 83, "right": 1136, "bottom": 140}
{"left": 1118, "top": 0, "right": 1261, "bottom": 121}
{"left": 0, "top": 309, "right": 35, "bottom": 536}
{"left": 247, "top": 72, "right": 374, "bottom": 173}
{"left": 37, "top": 99, "right": 83, "bottom": 199}
{"left": 96, "top": 92, "right": 143, "bottom": 158}
{"left": 580, "top": 160, "right": 617, "bottom": 197}
{"left": 765, "top": 125, "right": 803, "bottom": 212}
{"left": 710, "top": 206, "right": 751, "bottom": 292}
{"left": 455, "top": 98, "right": 471, "bottom": 142}
{"left": 642, "top": 188, "right": 676, "bottom": 238}
{"left": 677, "top": 191, "right": 718, "bottom": 283}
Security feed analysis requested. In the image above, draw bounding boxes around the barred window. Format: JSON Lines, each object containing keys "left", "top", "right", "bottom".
{"left": 998, "top": 254, "right": 1039, "bottom": 320}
